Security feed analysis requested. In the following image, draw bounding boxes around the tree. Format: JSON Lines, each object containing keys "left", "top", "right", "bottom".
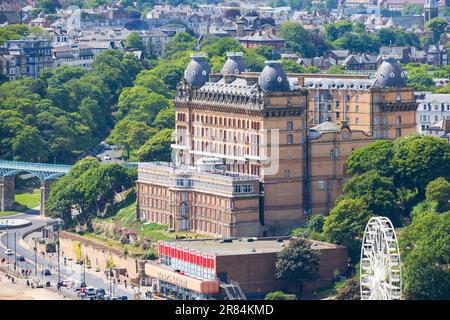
{"left": 279, "top": 22, "right": 316, "bottom": 58}
{"left": 393, "top": 134, "right": 450, "bottom": 195}
{"left": 134, "top": 71, "right": 171, "bottom": 98}
{"left": 46, "top": 158, "right": 135, "bottom": 227}
{"left": 426, "top": 17, "right": 449, "bottom": 43}
{"left": 117, "top": 86, "right": 170, "bottom": 122}
{"left": 334, "top": 20, "right": 353, "bottom": 37}
{"left": 275, "top": 237, "right": 320, "bottom": 297}
{"left": 107, "top": 119, "right": 157, "bottom": 158}
{"left": 124, "top": 32, "right": 145, "bottom": 52}
{"left": 325, "top": 65, "right": 346, "bottom": 74}
{"left": 147, "top": 62, "right": 186, "bottom": 91}
{"left": 223, "top": 9, "right": 241, "bottom": 20}
{"left": 323, "top": 198, "right": 373, "bottom": 262}
{"left": 340, "top": 171, "right": 398, "bottom": 224}
{"left": 334, "top": 277, "right": 360, "bottom": 300}
{"left": 34, "top": 0, "right": 60, "bottom": 13}
{"left": 153, "top": 106, "right": 175, "bottom": 130}
{"left": 425, "top": 177, "right": 450, "bottom": 213}
{"left": 406, "top": 67, "right": 436, "bottom": 91}
{"left": 164, "top": 32, "right": 196, "bottom": 59}
{"left": 201, "top": 37, "right": 242, "bottom": 58}
{"left": 281, "top": 59, "right": 305, "bottom": 73}
{"left": 377, "top": 28, "right": 397, "bottom": 46}
{"left": 346, "top": 140, "right": 395, "bottom": 177}
{"left": 12, "top": 126, "right": 48, "bottom": 162}
{"left": 399, "top": 210, "right": 450, "bottom": 299}
{"left": 136, "top": 128, "right": 174, "bottom": 162}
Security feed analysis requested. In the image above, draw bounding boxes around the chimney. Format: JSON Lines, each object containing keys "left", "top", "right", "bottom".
{"left": 236, "top": 21, "right": 244, "bottom": 37}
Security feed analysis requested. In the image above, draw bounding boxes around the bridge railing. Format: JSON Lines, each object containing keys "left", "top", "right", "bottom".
{"left": 0, "top": 160, "right": 72, "bottom": 173}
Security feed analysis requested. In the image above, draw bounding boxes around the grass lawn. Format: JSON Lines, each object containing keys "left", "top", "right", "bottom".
{"left": 0, "top": 211, "right": 18, "bottom": 217}
{"left": 97, "top": 200, "right": 207, "bottom": 242}
{"left": 15, "top": 189, "right": 40, "bottom": 209}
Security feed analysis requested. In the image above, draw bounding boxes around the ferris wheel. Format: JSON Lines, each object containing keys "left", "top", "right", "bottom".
{"left": 360, "top": 216, "right": 402, "bottom": 300}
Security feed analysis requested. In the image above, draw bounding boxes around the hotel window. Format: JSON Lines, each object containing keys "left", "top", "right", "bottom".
{"left": 355, "top": 105, "right": 359, "bottom": 112}
{"left": 287, "top": 121, "right": 293, "bottom": 130}
{"left": 287, "top": 135, "right": 293, "bottom": 144}
{"left": 336, "top": 112, "right": 340, "bottom": 119}
{"left": 355, "top": 118, "right": 360, "bottom": 125}
{"left": 287, "top": 150, "right": 292, "bottom": 159}
{"left": 336, "top": 101, "right": 340, "bottom": 108}
{"left": 284, "top": 170, "right": 290, "bottom": 178}
{"left": 396, "top": 116, "right": 401, "bottom": 125}
{"left": 396, "top": 129, "right": 401, "bottom": 137}
{"left": 317, "top": 181, "right": 326, "bottom": 190}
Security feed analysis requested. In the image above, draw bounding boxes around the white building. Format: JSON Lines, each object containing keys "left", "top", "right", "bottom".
{"left": 416, "top": 93, "right": 450, "bottom": 136}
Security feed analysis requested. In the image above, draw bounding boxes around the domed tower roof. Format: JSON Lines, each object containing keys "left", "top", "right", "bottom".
{"left": 373, "top": 58, "right": 407, "bottom": 88}
{"left": 258, "top": 60, "right": 290, "bottom": 92}
{"left": 184, "top": 53, "right": 211, "bottom": 88}
{"left": 221, "top": 52, "right": 247, "bottom": 75}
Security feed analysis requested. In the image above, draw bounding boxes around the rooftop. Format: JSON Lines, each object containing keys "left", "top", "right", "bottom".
{"left": 160, "top": 237, "right": 343, "bottom": 256}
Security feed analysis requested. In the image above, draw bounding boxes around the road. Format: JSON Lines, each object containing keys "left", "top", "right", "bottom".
{"left": 96, "top": 145, "right": 124, "bottom": 164}
{"left": 0, "top": 211, "right": 138, "bottom": 300}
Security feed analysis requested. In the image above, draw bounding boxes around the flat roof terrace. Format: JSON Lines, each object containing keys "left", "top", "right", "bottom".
{"left": 160, "top": 237, "right": 344, "bottom": 256}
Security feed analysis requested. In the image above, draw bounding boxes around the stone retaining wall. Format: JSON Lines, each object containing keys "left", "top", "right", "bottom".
{"left": 58, "top": 231, "right": 141, "bottom": 279}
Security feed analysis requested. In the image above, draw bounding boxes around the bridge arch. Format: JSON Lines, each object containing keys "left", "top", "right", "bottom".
{"left": 0, "top": 161, "right": 72, "bottom": 216}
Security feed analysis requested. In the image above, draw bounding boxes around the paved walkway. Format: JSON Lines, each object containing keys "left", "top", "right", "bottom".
{"left": 0, "top": 269, "right": 71, "bottom": 300}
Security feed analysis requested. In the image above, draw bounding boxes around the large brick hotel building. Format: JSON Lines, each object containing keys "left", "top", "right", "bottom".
{"left": 136, "top": 52, "right": 417, "bottom": 237}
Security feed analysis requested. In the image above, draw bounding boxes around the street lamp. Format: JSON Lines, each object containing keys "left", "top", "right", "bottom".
{"left": 32, "top": 237, "right": 38, "bottom": 276}
{"left": 14, "top": 231, "right": 17, "bottom": 272}
{"left": 53, "top": 218, "right": 63, "bottom": 284}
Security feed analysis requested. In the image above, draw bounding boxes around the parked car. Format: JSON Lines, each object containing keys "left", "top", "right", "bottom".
{"left": 4, "top": 249, "right": 13, "bottom": 255}
{"left": 18, "top": 256, "right": 25, "bottom": 262}
{"left": 96, "top": 288, "right": 105, "bottom": 299}
{"left": 104, "top": 155, "right": 111, "bottom": 161}
{"left": 85, "top": 286, "right": 96, "bottom": 300}
{"left": 41, "top": 269, "right": 51, "bottom": 276}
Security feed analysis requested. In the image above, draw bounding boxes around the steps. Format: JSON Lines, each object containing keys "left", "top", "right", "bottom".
{"left": 220, "top": 280, "right": 246, "bottom": 300}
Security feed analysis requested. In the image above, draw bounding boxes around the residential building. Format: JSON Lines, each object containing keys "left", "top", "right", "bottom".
{"left": 424, "top": 0, "right": 439, "bottom": 22}
{"left": 238, "top": 30, "right": 285, "bottom": 50}
{"left": 52, "top": 43, "right": 94, "bottom": 69}
{"left": 1, "top": 37, "right": 52, "bottom": 79}
{"left": 342, "top": 54, "right": 382, "bottom": 71}
{"left": 425, "top": 44, "right": 448, "bottom": 66}
{"left": 416, "top": 92, "right": 450, "bottom": 135}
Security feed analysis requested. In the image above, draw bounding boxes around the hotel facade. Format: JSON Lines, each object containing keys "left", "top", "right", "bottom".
{"left": 136, "top": 53, "right": 417, "bottom": 237}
